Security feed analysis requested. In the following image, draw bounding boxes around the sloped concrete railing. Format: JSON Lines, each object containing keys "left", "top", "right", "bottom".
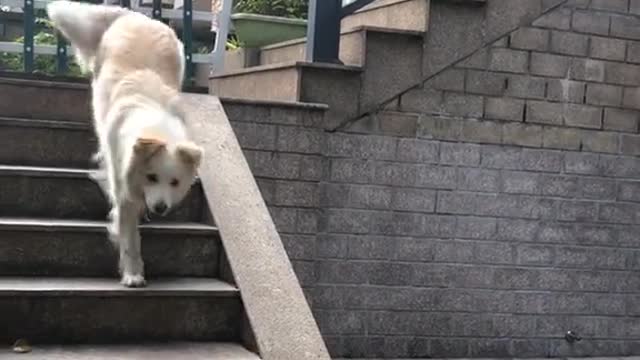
{"left": 181, "top": 94, "right": 330, "bottom": 360}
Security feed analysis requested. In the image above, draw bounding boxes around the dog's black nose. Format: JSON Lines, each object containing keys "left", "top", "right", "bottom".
{"left": 153, "top": 202, "right": 168, "bottom": 215}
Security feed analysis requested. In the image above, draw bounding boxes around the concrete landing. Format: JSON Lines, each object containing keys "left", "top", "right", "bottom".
{"left": 0, "top": 342, "right": 259, "bottom": 359}
{"left": 0, "top": 276, "right": 237, "bottom": 296}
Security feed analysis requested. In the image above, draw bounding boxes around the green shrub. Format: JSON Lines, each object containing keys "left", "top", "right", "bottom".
{"left": 234, "top": 0, "right": 308, "bottom": 19}
{"left": 0, "top": 17, "right": 84, "bottom": 76}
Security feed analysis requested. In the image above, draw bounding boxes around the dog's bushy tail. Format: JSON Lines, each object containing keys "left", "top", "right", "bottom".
{"left": 47, "top": 1, "right": 128, "bottom": 72}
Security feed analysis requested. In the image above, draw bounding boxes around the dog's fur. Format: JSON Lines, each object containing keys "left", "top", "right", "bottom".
{"left": 47, "top": 1, "right": 203, "bottom": 287}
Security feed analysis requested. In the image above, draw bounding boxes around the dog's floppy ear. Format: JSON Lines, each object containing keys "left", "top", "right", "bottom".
{"left": 134, "top": 137, "right": 166, "bottom": 160}
{"left": 175, "top": 141, "right": 203, "bottom": 168}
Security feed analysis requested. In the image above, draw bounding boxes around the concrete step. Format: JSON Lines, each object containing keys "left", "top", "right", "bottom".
{"left": 0, "top": 277, "right": 242, "bottom": 343}
{"left": 255, "top": 26, "right": 369, "bottom": 68}
{"left": 258, "top": 26, "right": 423, "bottom": 69}
{"left": 0, "top": 76, "right": 328, "bottom": 131}
{"left": 341, "top": 0, "right": 429, "bottom": 33}
{"left": 0, "top": 165, "right": 205, "bottom": 222}
{"left": 0, "top": 77, "right": 91, "bottom": 122}
{"left": 211, "top": 61, "right": 362, "bottom": 102}
{"left": 0, "top": 117, "right": 95, "bottom": 168}
{"left": 224, "top": 2, "right": 428, "bottom": 71}
{"left": 212, "top": 26, "right": 424, "bottom": 129}
{"left": 0, "top": 342, "right": 260, "bottom": 359}
{"left": 0, "top": 218, "right": 221, "bottom": 277}
{"left": 211, "top": 61, "right": 363, "bottom": 125}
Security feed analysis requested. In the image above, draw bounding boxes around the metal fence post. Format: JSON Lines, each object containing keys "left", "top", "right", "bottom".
{"left": 55, "top": 35, "right": 68, "bottom": 74}
{"left": 152, "top": 0, "right": 162, "bottom": 19}
{"left": 305, "top": 0, "right": 341, "bottom": 63}
{"left": 211, "top": 0, "right": 232, "bottom": 76}
{"left": 182, "top": 0, "right": 193, "bottom": 83}
{"left": 23, "top": 0, "right": 34, "bottom": 72}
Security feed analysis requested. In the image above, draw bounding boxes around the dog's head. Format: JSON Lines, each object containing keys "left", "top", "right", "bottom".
{"left": 130, "top": 136, "right": 203, "bottom": 216}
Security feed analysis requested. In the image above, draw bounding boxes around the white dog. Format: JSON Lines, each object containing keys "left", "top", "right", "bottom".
{"left": 47, "top": 1, "right": 203, "bottom": 287}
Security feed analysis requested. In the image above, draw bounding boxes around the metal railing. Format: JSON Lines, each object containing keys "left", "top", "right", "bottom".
{"left": 305, "top": 0, "right": 374, "bottom": 63}
{"left": 0, "top": 0, "right": 211, "bottom": 82}
{"left": 0, "top": 0, "right": 378, "bottom": 79}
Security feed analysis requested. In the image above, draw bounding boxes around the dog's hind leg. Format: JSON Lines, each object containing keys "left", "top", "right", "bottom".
{"left": 106, "top": 206, "right": 119, "bottom": 248}
{"left": 115, "top": 202, "right": 146, "bottom": 287}
{"left": 47, "top": 1, "right": 128, "bottom": 73}
{"left": 89, "top": 164, "right": 110, "bottom": 200}
{"left": 90, "top": 77, "right": 112, "bottom": 168}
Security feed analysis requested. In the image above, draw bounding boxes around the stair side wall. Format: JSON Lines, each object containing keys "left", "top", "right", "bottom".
{"left": 230, "top": 0, "right": 640, "bottom": 357}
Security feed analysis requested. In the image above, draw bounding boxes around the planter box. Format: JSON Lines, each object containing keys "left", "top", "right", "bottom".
{"left": 231, "top": 13, "right": 307, "bottom": 48}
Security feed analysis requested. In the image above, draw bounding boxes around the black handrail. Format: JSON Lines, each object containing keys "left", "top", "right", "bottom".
{"left": 306, "top": 0, "right": 378, "bottom": 64}
{"left": 22, "top": 0, "right": 33, "bottom": 72}
{"left": 152, "top": 0, "right": 162, "bottom": 19}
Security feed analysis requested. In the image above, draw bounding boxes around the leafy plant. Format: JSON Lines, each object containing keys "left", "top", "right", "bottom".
{"left": 234, "top": 0, "right": 308, "bottom": 19}
{"left": 226, "top": 35, "right": 243, "bottom": 50}
{"left": 194, "top": 35, "right": 242, "bottom": 53}
{"left": 0, "top": 16, "right": 84, "bottom": 76}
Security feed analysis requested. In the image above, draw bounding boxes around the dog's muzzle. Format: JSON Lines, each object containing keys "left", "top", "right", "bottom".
{"left": 153, "top": 202, "right": 169, "bottom": 215}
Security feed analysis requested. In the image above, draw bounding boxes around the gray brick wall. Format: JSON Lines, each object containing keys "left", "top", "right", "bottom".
{"left": 228, "top": 0, "right": 640, "bottom": 358}
{"left": 226, "top": 101, "right": 325, "bottom": 292}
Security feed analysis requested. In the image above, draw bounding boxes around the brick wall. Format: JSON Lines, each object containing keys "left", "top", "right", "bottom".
{"left": 229, "top": 0, "right": 640, "bottom": 358}
{"left": 225, "top": 100, "right": 326, "bottom": 295}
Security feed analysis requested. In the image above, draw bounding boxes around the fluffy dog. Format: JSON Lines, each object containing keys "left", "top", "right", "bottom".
{"left": 47, "top": 1, "right": 203, "bottom": 287}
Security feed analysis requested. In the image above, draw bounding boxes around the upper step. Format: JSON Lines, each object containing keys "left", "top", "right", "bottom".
{"left": 341, "top": 0, "right": 429, "bottom": 33}
{"left": 0, "top": 165, "right": 205, "bottom": 222}
{"left": 212, "top": 61, "right": 362, "bottom": 101}
{"left": 0, "top": 277, "right": 242, "bottom": 343}
{"left": 223, "top": 0, "right": 428, "bottom": 72}
{"left": 258, "top": 26, "right": 422, "bottom": 68}
{"left": 0, "top": 276, "right": 237, "bottom": 295}
{"left": 0, "top": 117, "right": 94, "bottom": 168}
{"left": 0, "top": 76, "right": 328, "bottom": 133}
{"left": 0, "top": 218, "right": 221, "bottom": 277}
{"left": 211, "top": 26, "right": 424, "bottom": 129}
{"left": 0, "top": 342, "right": 260, "bottom": 359}
{"left": 0, "top": 77, "right": 91, "bottom": 122}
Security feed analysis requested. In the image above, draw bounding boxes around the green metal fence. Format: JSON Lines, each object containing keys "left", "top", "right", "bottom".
{"left": 0, "top": 0, "right": 383, "bottom": 80}
{"left": 0, "top": 0, "right": 210, "bottom": 83}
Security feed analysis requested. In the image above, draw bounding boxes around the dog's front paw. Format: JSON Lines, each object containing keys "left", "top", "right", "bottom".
{"left": 91, "top": 151, "right": 104, "bottom": 165}
{"left": 121, "top": 273, "right": 146, "bottom": 288}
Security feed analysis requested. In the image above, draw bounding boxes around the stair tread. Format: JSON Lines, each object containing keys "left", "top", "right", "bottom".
{"left": 0, "top": 217, "right": 217, "bottom": 233}
{"left": 0, "top": 75, "right": 90, "bottom": 88}
{"left": 261, "top": 24, "right": 424, "bottom": 50}
{"left": 0, "top": 164, "right": 90, "bottom": 177}
{"left": 211, "top": 60, "right": 362, "bottom": 79}
{"left": 0, "top": 342, "right": 259, "bottom": 359}
{"left": 0, "top": 276, "right": 237, "bottom": 296}
{"left": 0, "top": 165, "right": 204, "bottom": 187}
{"left": 0, "top": 116, "right": 91, "bottom": 130}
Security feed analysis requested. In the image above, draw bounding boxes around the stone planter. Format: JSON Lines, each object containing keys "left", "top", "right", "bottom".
{"left": 231, "top": 13, "right": 307, "bottom": 48}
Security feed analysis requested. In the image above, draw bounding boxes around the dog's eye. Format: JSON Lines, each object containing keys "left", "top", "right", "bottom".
{"left": 170, "top": 178, "right": 179, "bottom": 187}
{"left": 146, "top": 174, "right": 158, "bottom": 183}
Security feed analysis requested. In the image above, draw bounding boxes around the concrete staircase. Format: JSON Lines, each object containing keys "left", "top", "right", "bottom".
{"left": 210, "top": 0, "right": 428, "bottom": 129}
{"left": 0, "top": 76, "right": 259, "bottom": 358}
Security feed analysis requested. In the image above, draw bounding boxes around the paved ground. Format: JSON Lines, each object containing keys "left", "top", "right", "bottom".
{"left": 0, "top": 342, "right": 259, "bottom": 359}
{"left": 335, "top": 358, "right": 640, "bottom": 360}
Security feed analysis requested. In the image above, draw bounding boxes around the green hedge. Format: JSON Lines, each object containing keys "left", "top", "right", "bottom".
{"left": 234, "top": 0, "right": 309, "bottom": 19}
{"left": 0, "top": 17, "right": 83, "bottom": 76}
